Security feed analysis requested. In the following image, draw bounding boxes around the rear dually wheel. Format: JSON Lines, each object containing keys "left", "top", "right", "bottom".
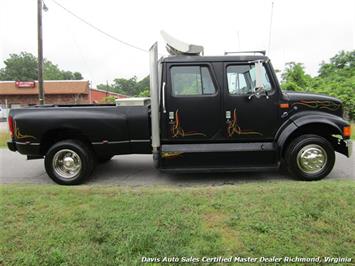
{"left": 44, "top": 139, "right": 95, "bottom": 185}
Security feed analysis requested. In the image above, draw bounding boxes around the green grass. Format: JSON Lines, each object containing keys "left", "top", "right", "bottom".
{"left": 1, "top": 181, "right": 354, "bottom": 265}
{"left": 351, "top": 123, "right": 355, "bottom": 140}
{"left": 0, "top": 131, "right": 10, "bottom": 147}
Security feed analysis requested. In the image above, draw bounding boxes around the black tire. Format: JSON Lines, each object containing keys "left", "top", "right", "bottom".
{"left": 44, "top": 139, "right": 95, "bottom": 185}
{"left": 286, "top": 134, "right": 335, "bottom": 181}
{"left": 97, "top": 155, "right": 113, "bottom": 163}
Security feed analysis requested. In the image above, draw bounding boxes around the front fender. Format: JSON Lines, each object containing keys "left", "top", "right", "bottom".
{"left": 275, "top": 120, "right": 297, "bottom": 154}
{"left": 290, "top": 111, "right": 346, "bottom": 134}
{"left": 276, "top": 111, "right": 349, "bottom": 156}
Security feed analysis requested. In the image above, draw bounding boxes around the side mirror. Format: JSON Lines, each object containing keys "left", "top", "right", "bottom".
{"left": 248, "top": 61, "right": 269, "bottom": 100}
{"left": 255, "top": 60, "right": 264, "bottom": 91}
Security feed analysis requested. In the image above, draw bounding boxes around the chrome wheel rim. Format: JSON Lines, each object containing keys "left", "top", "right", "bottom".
{"left": 297, "top": 144, "right": 327, "bottom": 174}
{"left": 52, "top": 149, "right": 82, "bottom": 179}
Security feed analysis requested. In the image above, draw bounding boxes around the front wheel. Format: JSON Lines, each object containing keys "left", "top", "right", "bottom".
{"left": 286, "top": 134, "right": 335, "bottom": 181}
{"left": 45, "top": 140, "right": 95, "bottom": 185}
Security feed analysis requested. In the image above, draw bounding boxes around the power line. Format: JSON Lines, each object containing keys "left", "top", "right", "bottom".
{"left": 50, "top": 0, "right": 148, "bottom": 53}
{"left": 64, "top": 17, "right": 96, "bottom": 82}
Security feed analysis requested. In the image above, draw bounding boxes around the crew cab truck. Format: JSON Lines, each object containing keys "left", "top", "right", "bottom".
{"left": 6, "top": 35, "right": 352, "bottom": 185}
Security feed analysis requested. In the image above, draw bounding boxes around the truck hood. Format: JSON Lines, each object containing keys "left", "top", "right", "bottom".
{"left": 283, "top": 91, "right": 342, "bottom": 104}
{"left": 282, "top": 91, "right": 342, "bottom": 116}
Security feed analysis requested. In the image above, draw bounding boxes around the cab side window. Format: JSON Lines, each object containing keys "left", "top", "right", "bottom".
{"left": 227, "top": 64, "right": 272, "bottom": 95}
{"left": 171, "top": 66, "right": 216, "bottom": 96}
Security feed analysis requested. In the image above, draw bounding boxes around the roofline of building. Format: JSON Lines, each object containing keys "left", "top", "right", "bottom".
{"left": 0, "top": 80, "right": 89, "bottom": 83}
{"left": 0, "top": 93, "right": 89, "bottom": 96}
{"left": 90, "top": 87, "right": 128, "bottom": 97}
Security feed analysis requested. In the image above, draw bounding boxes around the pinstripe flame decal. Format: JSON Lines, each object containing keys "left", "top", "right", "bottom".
{"left": 227, "top": 108, "right": 263, "bottom": 137}
{"left": 170, "top": 109, "right": 207, "bottom": 138}
{"left": 290, "top": 100, "right": 341, "bottom": 111}
{"left": 15, "top": 128, "right": 37, "bottom": 140}
{"left": 161, "top": 152, "right": 183, "bottom": 158}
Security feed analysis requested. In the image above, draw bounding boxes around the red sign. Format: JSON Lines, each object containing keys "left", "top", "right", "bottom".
{"left": 15, "top": 81, "right": 36, "bottom": 88}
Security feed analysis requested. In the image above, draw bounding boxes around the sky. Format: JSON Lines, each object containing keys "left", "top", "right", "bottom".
{"left": 0, "top": 0, "right": 354, "bottom": 86}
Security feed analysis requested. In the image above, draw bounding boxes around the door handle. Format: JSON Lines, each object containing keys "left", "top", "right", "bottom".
{"left": 168, "top": 111, "right": 175, "bottom": 125}
{"left": 226, "top": 111, "right": 231, "bottom": 119}
{"left": 169, "top": 111, "right": 174, "bottom": 120}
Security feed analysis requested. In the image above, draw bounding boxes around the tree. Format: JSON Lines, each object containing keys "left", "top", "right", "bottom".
{"left": 43, "top": 60, "right": 63, "bottom": 80}
{"left": 314, "top": 50, "right": 355, "bottom": 119}
{"left": 73, "top": 72, "right": 83, "bottom": 80}
{"left": 136, "top": 76, "right": 150, "bottom": 94}
{"left": 0, "top": 52, "right": 83, "bottom": 81}
{"left": 100, "top": 96, "right": 116, "bottom": 104}
{"left": 0, "top": 52, "right": 38, "bottom": 80}
{"left": 319, "top": 50, "right": 355, "bottom": 77}
{"left": 138, "top": 89, "right": 150, "bottom": 97}
{"left": 113, "top": 76, "right": 139, "bottom": 95}
{"left": 97, "top": 75, "right": 150, "bottom": 97}
{"left": 280, "top": 50, "right": 355, "bottom": 120}
{"left": 281, "top": 62, "right": 311, "bottom": 91}
{"left": 60, "top": 70, "right": 83, "bottom": 80}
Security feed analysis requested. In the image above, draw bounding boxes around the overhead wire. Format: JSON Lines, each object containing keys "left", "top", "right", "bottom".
{"left": 50, "top": 0, "right": 149, "bottom": 53}
{"left": 63, "top": 15, "right": 96, "bottom": 83}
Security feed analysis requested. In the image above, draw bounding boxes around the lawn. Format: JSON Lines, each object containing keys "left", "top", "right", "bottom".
{"left": 0, "top": 181, "right": 354, "bottom": 265}
{"left": 0, "top": 131, "right": 10, "bottom": 147}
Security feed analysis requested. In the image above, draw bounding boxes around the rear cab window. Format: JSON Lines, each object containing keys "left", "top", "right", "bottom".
{"left": 171, "top": 66, "right": 216, "bottom": 96}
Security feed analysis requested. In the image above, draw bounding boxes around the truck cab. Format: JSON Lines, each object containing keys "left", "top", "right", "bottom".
{"left": 148, "top": 36, "right": 351, "bottom": 181}
{"left": 157, "top": 54, "right": 282, "bottom": 169}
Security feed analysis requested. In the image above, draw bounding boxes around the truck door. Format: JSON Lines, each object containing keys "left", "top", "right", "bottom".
{"left": 223, "top": 62, "right": 281, "bottom": 141}
{"left": 164, "top": 63, "right": 222, "bottom": 142}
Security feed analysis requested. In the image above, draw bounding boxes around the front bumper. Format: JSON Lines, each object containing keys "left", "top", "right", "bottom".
{"left": 344, "top": 139, "right": 352, "bottom": 157}
{"left": 332, "top": 138, "right": 352, "bottom": 158}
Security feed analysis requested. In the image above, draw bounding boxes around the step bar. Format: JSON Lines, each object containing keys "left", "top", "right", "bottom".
{"left": 161, "top": 142, "right": 276, "bottom": 153}
{"left": 160, "top": 164, "right": 280, "bottom": 173}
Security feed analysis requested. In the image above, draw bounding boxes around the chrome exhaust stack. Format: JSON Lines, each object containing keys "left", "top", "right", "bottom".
{"left": 149, "top": 42, "right": 160, "bottom": 162}
{"left": 149, "top": 33, "right": 203, "bottom": 165}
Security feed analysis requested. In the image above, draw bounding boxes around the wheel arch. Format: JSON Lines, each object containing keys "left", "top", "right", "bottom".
{"left": 277, "top": 120, "right": 341, "bottom": 158}
{"left": 40, "top": 127, "right": 94, "bottom": 155}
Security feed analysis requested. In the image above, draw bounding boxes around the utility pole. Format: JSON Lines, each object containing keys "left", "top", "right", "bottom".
{"left": 37, "top": 0, "right": 45, "bottom": 105}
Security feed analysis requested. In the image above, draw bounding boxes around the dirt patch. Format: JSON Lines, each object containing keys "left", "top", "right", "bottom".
{"left": 203, "top": 212, "right": 245, "bottom": 252}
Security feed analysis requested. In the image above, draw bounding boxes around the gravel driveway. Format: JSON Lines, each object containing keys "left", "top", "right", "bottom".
{"left": 0, "top": 146, "right": 353, "bottom": 186}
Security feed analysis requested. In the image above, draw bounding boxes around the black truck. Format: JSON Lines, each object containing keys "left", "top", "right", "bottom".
{"left": 7, "top": 38, "right": 352, "bottom": 185}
